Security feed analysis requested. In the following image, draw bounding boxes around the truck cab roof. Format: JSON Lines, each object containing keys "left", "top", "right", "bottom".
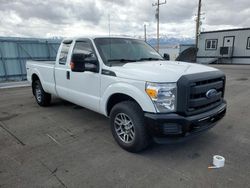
{"left": 62, "top": 36, "right": 139, "bottom": 43}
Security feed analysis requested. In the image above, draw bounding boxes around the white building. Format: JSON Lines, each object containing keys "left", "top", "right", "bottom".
{"left": 197, "top": 28, "right": 250, "bottom": 64}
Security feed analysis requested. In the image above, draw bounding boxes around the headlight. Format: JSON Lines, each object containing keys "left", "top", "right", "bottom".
{"left": 145, "top": 82, "right": 177, "bottom": 113}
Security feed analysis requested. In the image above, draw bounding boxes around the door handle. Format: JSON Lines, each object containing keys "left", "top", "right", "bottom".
{"left": 66, "top": 71, "right": 70, "bottom": 80}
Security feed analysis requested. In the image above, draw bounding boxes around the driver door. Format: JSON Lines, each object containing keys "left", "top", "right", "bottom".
{"left": 67, "top": 39, "right": 101, "bottom": 113}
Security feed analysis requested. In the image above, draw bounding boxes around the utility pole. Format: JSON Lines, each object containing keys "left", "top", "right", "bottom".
{"left": 195, "top": 0, "right": 202, "bottom": 51}
{"left": 144, "top": 24, "right": 147, "bottom": 42}
{"left": 152, "top": 0, "right": 166, "bottom": 52}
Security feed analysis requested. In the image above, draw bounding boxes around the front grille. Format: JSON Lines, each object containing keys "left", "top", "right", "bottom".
{"left": 188, "top": 77, "right": 225, "bottom": 114}
{"left": 177, "top": 71, "right": 226, "bottom": 116}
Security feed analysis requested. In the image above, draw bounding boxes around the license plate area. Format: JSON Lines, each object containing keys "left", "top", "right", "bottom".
{"left": 193, "top": 108, "right": 226, "bottom": 130}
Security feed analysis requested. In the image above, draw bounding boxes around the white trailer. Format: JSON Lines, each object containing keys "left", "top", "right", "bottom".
{"left": 197, "top": 28, "right": 250, "bottom": 64}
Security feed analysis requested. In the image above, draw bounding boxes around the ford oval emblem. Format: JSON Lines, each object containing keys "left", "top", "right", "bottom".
{"left": 206, "top": 89, "right": 217, "bottom": 99}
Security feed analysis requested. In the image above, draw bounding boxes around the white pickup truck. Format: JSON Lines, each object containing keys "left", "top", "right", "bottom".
{"left": 26, "top": 36, "right": 227, "bottom": 152}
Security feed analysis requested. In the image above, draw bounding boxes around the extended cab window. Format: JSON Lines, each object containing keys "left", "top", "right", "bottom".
{"left": 59, "top": 42, "right": 71, "bottom": 65}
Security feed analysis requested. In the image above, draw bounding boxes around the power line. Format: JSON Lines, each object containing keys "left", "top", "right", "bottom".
{"left": 152, "top": 0, "right": 166, "bottom": 52}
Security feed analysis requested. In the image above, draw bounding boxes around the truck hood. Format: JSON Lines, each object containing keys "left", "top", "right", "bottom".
{"left": 110, "top": 61, "right": 218, "bottom": 82}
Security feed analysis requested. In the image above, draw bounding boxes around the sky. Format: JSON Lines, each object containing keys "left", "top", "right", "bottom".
{"left": 0, "top": 0, "right": 250, "bottom": 39}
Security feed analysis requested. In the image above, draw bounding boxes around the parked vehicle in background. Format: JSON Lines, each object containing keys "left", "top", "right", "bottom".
{"left": 26, "top": 36, "right": 227, "bottom": 152}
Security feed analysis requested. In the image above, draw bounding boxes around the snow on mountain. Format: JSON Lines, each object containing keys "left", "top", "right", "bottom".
{"left": 147, "top": 36, "right": 195, "bottom": 46}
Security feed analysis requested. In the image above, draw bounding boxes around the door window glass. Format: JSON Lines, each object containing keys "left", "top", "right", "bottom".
{"left": 72, "top": 41, "right": 96, "bottom": 58}
{"left": 72, "top": 41, "right": 98, "bottom": 72}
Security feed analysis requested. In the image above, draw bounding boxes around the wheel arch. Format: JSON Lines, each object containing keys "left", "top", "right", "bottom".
{"left": 31, "top": 73, "right": 40, "bottom": 95}
{"left": 101, "top": 83, "right": 156, "bottom": 116}
{"left": 106, "top": 93, "right": 141, "bottom": 116}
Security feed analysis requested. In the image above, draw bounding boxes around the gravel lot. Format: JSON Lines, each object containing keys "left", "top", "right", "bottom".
{"left": 0, "top": 65, "right": 250, "bottom": 188}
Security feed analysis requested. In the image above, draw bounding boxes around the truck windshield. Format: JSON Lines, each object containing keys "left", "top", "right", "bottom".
{"left": 94, "top": 38, "right": 164, "bottom": 66}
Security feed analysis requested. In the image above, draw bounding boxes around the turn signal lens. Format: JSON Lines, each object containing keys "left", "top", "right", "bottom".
{"left": 70, "top": 62, "right": 75, "bottom": 69}
{"left": 146, "top": 88, "right": 157, "bottom": 99}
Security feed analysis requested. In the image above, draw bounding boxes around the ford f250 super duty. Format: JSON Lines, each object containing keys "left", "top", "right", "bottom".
{"left": 26, "top": 37, "right": 227, "bottom": 152}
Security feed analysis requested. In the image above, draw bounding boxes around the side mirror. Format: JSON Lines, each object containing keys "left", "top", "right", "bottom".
{"left": 71, "top": 53, "right": 98, "bottom": 72}
{"left": 85, "top": 61, "right": 98, "bottom": 72}
{"left": 163, "top": 53, "right": 170, "bottom": 60}
{"left": 71, "top": 54, "right": 86, "bottom": 72}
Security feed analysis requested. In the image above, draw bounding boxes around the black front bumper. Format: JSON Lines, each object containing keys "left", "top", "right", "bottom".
{"left": 144, "top": 101, "right": 227, "bottom": 144}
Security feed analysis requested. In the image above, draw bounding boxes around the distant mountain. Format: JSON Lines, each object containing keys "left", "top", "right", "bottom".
{"left": 146, "top": 36, "right": 195, "bottom": 47}
{"left": 114, "top": 34, "right": 195, "bottom": 46}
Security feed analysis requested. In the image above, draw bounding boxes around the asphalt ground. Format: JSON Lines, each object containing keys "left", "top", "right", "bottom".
{"left": 0, "top": 65, "right": 250, "bottom": 187}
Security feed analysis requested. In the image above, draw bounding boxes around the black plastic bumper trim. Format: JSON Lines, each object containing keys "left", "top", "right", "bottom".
{"left": 144, "top": 101, "right": 227, "bottom": 143}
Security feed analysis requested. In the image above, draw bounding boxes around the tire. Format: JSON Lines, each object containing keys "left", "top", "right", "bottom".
{"left": 110, "top": 101, "right": 149, "bottom": 152}
{"left": 33, "top": 80, "right": 51, "bottom": 106}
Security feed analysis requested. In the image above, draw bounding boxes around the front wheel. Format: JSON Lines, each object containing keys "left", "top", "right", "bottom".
{"left": 110, "top": 101, "right": 149, "bottom": 152}
{"left": 33, "top": 80, "right": 51, "bottom": 106}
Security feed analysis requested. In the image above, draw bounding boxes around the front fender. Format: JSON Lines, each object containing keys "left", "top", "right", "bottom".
{"left": 100, "top": 82, "right": 156, "bottom": 116}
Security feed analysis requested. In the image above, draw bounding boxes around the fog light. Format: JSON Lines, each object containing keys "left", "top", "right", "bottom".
{"left": 163, "top": 123, "right": 182, "bottom": 135}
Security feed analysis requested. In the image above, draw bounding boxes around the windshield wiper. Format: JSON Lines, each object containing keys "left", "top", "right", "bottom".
{"left": 138, "top": 57, "right": 164, "bottom": 61}
{"left": 107, "top": 59, "right": 137, "bottom": 66}
{"left": 106, "top": 58, "right": 163, "bottom": 66}
{"left": 107, "top": 59, "right": 137, "bottom": 63}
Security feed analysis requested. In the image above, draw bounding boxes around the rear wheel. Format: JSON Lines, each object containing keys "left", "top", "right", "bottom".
{"left": 33, "top": 80, "right": 51, "bottom": 106}
{"left": 110, "top": 101, "right": 149, "bottom": 152}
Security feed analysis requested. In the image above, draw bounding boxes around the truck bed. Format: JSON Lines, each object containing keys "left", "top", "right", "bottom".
{"left": 28, "top": 60, "right": 55, "bottom": 65}
{"left": 26, "top": 60, "right": 57, "bottom": 95}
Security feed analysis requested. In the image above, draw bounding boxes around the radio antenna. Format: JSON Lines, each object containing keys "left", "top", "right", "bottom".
{"left": 108, "top": 14, "right": 111, "bottom": 37}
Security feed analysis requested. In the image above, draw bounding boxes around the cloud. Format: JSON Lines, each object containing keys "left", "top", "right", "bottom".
{"left": 102, "top": 0, "right": 128, "bottom": 6}
{"left": 158, "top": 0, "right": 197, "bottom": 23}
{"left": 0, "top": 0, "right": 103, "bottom": 24}
{"left": 202, "top": 0, "right": 250, "bottom": 28}
{"left": 0, "top": 0, "right": 249, "bottom": 38}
